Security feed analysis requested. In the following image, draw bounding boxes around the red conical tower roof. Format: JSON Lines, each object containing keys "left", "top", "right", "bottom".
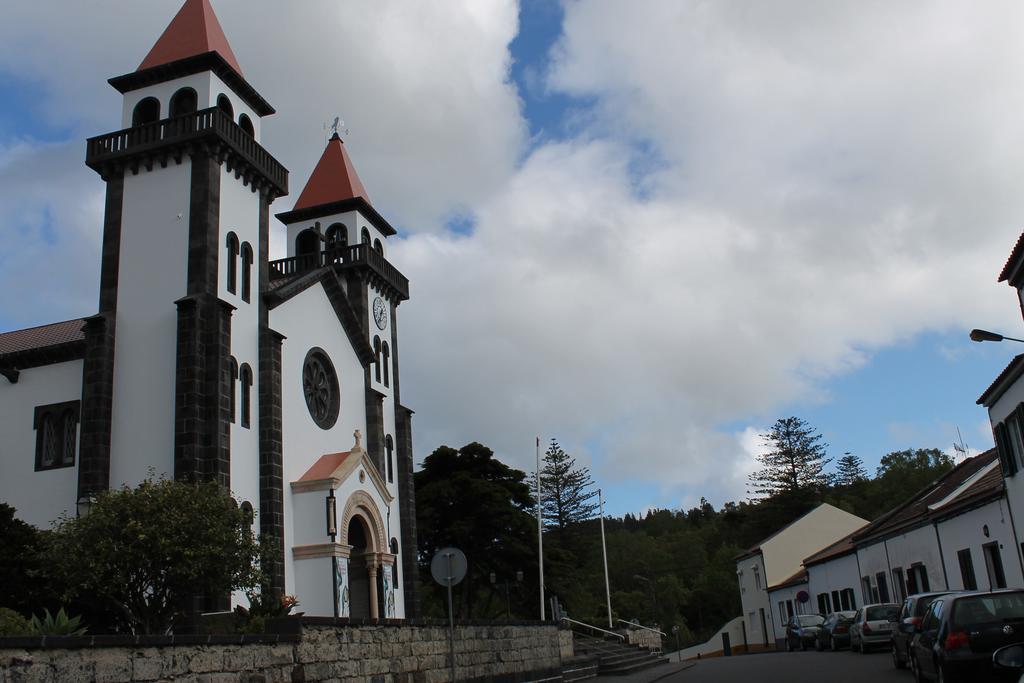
{"left": 138, "top": 0, "right": 244, "bottom": 76}
{"left": 292, "top": 134, "right": 370, "bottom": 212}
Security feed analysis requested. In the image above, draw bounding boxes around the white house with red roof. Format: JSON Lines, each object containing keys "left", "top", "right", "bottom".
{"left": 0, "top": 0, "right": 418, "bottom": 620}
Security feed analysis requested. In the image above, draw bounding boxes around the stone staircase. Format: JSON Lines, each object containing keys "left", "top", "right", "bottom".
{"left": 572, "top": 633, "right": 668, "bottom": 677}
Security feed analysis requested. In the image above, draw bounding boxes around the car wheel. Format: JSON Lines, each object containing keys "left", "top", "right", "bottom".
{"left": 786, "top": 637, "right": 792, "bottom": 652}
{"left": 859, "top": 638, "right": 866, "bottom": 654}
{"left": 815, "top": 637, "right": 822, "bottom": 651}
{"left": 801, "top": 638, "right": 807, "bottom": 651}
{"left": 830, "top": 636, "right": 837, "bottom": 652}
{"left": 912, "top": 656, "right": 924, "bottom": 683}
{"left": 892, "top": 642, "right": 905, "bottom": 669}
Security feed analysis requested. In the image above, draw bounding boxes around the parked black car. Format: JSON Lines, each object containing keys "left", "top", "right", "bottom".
{"left": 815, "top": 610, "right": 857, "bottom": 651}
{"left": 785, "top": 613, "right": 825, "bottom": 651}
{"left": 892, "top": 592, "right": 952, "bottom": 670}
{"left": 909, "top": 590, "right": 1024, "bottom": 682}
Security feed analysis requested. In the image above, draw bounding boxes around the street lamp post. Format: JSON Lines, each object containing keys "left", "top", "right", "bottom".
{"left": 970, "top": 329, "right": 1024, "bottom": 344}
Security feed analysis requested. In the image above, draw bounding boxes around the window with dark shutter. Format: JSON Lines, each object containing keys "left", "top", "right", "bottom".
{"left": 33, "top": 401, "right": 80, "bottom": 471}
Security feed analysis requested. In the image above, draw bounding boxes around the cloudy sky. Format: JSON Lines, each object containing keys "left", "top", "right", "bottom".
{"left": 2, "top": 0, "right": 1023, "bottom": 516}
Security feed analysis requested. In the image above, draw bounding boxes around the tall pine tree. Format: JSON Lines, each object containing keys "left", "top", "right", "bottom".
{"left": 539, "top": 439, "right": 599, "bottom": 532}
{"left": 748, "top": 416, "right": 831, "bottom": 501}
{"left": 834, "top": 452, "right": 868, "bottom": 487}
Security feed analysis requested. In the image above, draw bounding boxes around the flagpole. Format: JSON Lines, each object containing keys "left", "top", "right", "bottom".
{"left": 599, "top": 488, "right": 612, "bottom": 629}
{"left": 536, "top": 436, "right": 545, "bottom": 621}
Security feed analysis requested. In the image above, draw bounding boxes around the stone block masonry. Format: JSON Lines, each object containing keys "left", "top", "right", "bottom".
{"left": 0, "top": 620, "right": 568, "bottom": 683}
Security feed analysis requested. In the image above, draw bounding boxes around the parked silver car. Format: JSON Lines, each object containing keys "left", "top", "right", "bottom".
{"left": 849, "top": 603, "right": 900, "bottom": 653}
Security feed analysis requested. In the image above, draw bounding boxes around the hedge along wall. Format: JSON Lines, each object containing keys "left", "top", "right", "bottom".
{"left": 0, "top": 619, "right": 567, "bottom": 683}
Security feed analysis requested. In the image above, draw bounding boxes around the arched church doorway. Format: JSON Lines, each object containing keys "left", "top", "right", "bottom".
{"left": 347, "top": 514, "right": 373, "bottom": 618}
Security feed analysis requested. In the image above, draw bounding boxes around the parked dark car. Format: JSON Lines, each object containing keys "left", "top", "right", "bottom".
{"left": 892, "top": 592, "right": 952, "bottom": 669}
{"left": 910, "top": 590, "right": 1024, "bottom": 682}
{"left": 815, "top": 610, "right": 857, "bottom": 651}
{"left": 785, "top": 613, "right": 825, "bottom": 651}
{"left": 850, "top": 603, "right": 900, "bottom": 653}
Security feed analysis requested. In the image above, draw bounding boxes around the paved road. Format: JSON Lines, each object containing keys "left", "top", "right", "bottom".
{"left": 661, "top": 648, "right": 909, "bottom": 683}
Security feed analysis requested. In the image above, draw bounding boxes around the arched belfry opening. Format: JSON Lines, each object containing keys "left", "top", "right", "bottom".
{"left": 347, "top": 514, "right": 373, "bottom": 618}
{"left": 132, "top": 97, "right": 160, "bottom": 126}
{"left": 169, "top": 87, "right": 198, "bottom": 118}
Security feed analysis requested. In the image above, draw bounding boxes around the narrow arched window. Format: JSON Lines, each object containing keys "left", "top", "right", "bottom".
{"left": 381, "top": 341, "right": 390, "bottom": 388}
{"left": 361, "top": 228, "right": 371, "bottom": 245}
{"left": 241, "top": 242, "right": 253, "bottom": 303}
{"left": 61, "top": 409, "right": 77, "bottom": 466}
{"left": 373, "top": 238, "right": 383, "bottom": 254}
{"left": 169, "top": 87, "right": 198, "bottom": 117}
{"left": 226, "top": 232, "right": 239, "bottom": 294}
{"left": 228, "top": 356, "right": 239, "bottom": 423}
{"left": 216, "top": 94, "right": 234, "bottom": 120}
{"left": 40, "top": 414, "right": 57, "bottom": 468}
{"left": 296, "top": 228, "right": 319, "bottom": 270}
{"left": 238, "top": 114, "right": 255, "bottom": 137}
{"left": 240, "top": 363, "right": 253, "bottom": 429}
{"left": 385, "top": 435, "right": 394, "bottom": 483}
{"left": 373, "top": 336, "right": 382, "bottom": 383}
{"left": 132, "top": 97, "right": 160, "bottom": 126}
{"left": 390, "top": 537, "right": 400, "bottom": 587}
{"left": 326, "top": 223, "right": 347, "bottom": 250}
{"left": 241, "top": 501, "right": 255, "bottom": 525}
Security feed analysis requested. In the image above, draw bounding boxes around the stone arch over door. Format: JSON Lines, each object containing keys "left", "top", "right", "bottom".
{"left": 340, "top": 489, "right": 388, "bottom": 619}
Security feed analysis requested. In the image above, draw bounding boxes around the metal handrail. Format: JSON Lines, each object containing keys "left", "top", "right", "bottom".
{"left": 560, "top": 616, "right": 625, "bottom": 641}
{"left": 617, "top": 618, "right": 667, "bottom": 637}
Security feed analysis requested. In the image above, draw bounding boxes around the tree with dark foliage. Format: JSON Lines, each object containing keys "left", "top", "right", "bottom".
{"left": 748, "top": 416, "right": 831, "bottom": 500}
{"left": 834, "top": 452, "right": 868, "bottom": 487}
{"left": 414, "top": 442, "right": 537, "bottom": 618}
{"left": 539, "top": 439, "right": 598, "bottom": 533}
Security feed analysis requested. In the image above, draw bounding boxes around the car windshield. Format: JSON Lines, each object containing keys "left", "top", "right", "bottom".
{"left": 914, "top": 595, "right": 941, "bottom": 616}
{"left": 953, "top": 593, "right": 1024, "bottom": 627}
{"left": 798, "top": 615, "right": 824, "bottom": 626}
{"left": 866, "top": 605, "right": 899, "bottom": 621}
{"left": 837, "top": 611, "right": 856, "bottom": 621}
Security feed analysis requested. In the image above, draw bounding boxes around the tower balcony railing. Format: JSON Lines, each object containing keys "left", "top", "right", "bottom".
{"left": 85, "top": 107, "right": 288, "bottom": 195}
{"left": 269, "top": 243, "right": 409, "bottom": 300}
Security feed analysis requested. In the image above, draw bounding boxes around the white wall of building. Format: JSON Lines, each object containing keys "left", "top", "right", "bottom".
{"left": 988, "top": 380, "right": 1024, "bottom": 558}
{"left": 109, "top": 161, "right": 191, "bottom": 488}
{"left": 271, "top": 283, "right": 367, "bottom": 601}
{"left": 217, "top": 165, "right": 261, "bottom": 514}
{"left": 937, "top": 499, "right": 1024, "bottom": 590}
{"left": 0, "top": 360, "right": 83, "bottom": 527}
{"left": 806, "top": 553, "right": 861, "bottom": 613}
{"left": 736, "top": 554, "right": 776, "bottom": 646}
{"left": 758, "top": 504, "right": 867, "bottom": 588}
{"left": 767, "top": 582, "right": 810, "bottom": 635}
{"left": 882, "top": 524, "right": 947, "bottom": 596}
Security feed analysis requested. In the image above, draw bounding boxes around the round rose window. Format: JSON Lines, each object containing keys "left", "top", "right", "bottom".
{"left": 302, "top": 348, "right": 340, "bottom": 429}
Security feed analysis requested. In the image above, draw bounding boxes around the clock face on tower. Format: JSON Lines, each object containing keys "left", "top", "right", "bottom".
{"left": 373, "top": 296, "right": 387, "bottom": 330}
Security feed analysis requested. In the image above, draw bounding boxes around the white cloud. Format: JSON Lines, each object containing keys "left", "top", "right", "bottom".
{"left": 3, "top": 1, "right": 1024, "bottom": 512}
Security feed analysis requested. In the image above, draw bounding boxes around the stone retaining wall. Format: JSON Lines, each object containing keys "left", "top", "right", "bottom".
{"left": 0, "top": 620, "right": 565, "bottom": 683}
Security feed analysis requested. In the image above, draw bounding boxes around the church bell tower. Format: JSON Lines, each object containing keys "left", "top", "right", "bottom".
{"left": 79, "top": 0, "right": 288, "bottom": 534}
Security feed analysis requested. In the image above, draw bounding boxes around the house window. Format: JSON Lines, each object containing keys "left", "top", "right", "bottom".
{"left": 817, "top": 593, "right": 829, "bottom": 615}
{"left": 984, "top": 542, "right": 1007, "bottom": 589}
{"left": 385, "top": 435, "right": 394, "bottom": 483}
{"left": 908, "top": 563, "right": 929, "bottom": 593}
{"left": 753, "top": 569, "right": 761, "bottom": 590}
{"left": 381, "top": 341, "right": 390, "bottom": 388}
{"left": 892, "top": 567, "right": 906, "bottom": 602}
{"left": 34, "top": 401, "right": 80, "bottom": 471}
{"left": 239, "top": 363, "right": 253, "bottom": 429}
{"left": 841, "top": 588, "right": 855, "bottom": 610}
{"left": 786, "top": 600, "right": 794, "bottom": 619}
{"left": 778, "top": 602, "right": 786, "bottom": 627}
{"left": 957, "top": 548, "right": 978, "bottom": 590}
{"left": 861, "top": 576, "right": 872, "bottom": 605}
{"left": 996, "top": 421, "right": 1021, "bottom": 477}
{"left": 361, "top": 228, "right": 371, "bottom": 245}
{"left": 373, "top": 238, "right": 383, "bottom": 254}
{"left": 226, "top": 232, "right": 239, "bottom": 294}
{"left": 240, "top": 242, "right": 253, "bottom": 303}
{"left": 831, "top": 590, "right": 841, "bottom": 611}
{"left": 875, "top": 572, "right": 890, "bottom": 603}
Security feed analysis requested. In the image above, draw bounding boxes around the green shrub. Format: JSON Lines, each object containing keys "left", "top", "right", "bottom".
{"left": 0, "top": 607, "right": 30, "bottom": 636}
{"left": 29, "top": 608, "right": 86, "bottom": 636}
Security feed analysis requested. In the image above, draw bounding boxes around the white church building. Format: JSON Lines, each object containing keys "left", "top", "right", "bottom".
{"left": 0, "top": 0, "right": 418, "bottom": 620}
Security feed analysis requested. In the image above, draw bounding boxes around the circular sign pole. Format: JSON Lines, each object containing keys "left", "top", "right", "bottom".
{"left": 431, "top": 547, "right": 467, "bottom": 683}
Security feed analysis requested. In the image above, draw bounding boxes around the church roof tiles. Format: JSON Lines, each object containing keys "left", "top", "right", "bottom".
{"left": 0, "top": 318, "right": 86, "bottom": 357}
{"left": 138, "top": 0, "right": 244, "bottom": 76}
{"left": 292, "top": 134, "right": 371, "bottom": 212}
